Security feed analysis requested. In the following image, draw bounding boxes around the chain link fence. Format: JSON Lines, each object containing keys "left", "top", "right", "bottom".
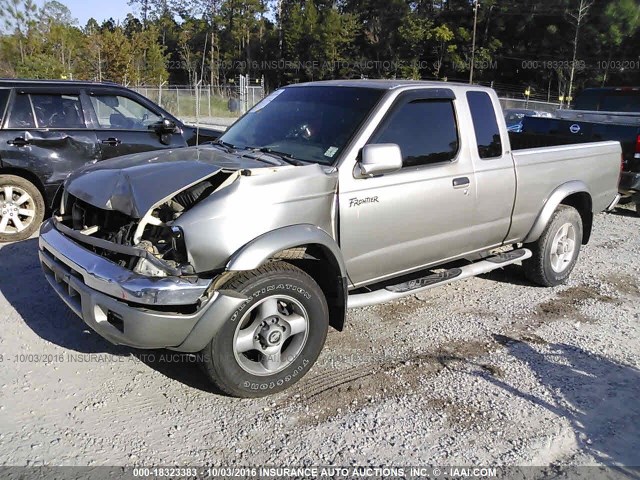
{"left": 478, "top": 81, "right": 565, "bottom": 114}
{"left": 498, "top": 98, "right": 562, "bottom": 114}
{"left": 131, "top": 76, "right": 265, "bottom": 127}
{"left": 132, "top": 78, "right": 565, "bottom": 126}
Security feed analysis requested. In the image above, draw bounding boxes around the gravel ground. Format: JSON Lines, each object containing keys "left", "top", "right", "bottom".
{"left": 0, "top": 205, "right": 638, "bottom": 470}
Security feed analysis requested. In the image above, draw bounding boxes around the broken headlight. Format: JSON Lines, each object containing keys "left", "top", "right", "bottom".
{"left": 133, "top": 226, "right": 189, "bottom": 278}
{"left": 134, "top": 257, "right": 169, "bottom": 277}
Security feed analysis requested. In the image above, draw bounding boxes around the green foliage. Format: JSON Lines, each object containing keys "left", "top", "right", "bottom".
{"left": 0, "top": 0, "right": 638, "bottom": 92}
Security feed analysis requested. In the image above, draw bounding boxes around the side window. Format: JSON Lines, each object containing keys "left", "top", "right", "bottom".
{"left": 467, "top": 91, "right": 503, "bottom": 159}
{"left": 0, "top": 89, "right": 10, "bottom": 124}
{"left": 6, "top": 94, "right": 35, "bottom": 129}
{"left": 90, "top": 95, "right": 162, "bottom": 130}
{"left": 373, "top": 99, "right": 459, "bottom": 167}
{"left": 30, "top": 94, "right": 86, "bottom": 129}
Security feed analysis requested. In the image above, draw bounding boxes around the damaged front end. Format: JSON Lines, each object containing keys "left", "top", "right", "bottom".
{"left": 38, "top": 145, "right": 338, "bottom": 350}
{"left": 55, "top": 171, "right": 236, "bottom": 279}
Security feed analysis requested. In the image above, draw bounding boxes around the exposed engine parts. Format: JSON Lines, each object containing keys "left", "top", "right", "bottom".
{"left": 59, "top": 173, "right": 234, "bottom": 277}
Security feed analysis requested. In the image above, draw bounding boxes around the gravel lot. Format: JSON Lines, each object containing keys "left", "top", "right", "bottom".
{"left": 0, "top": 205, "right": 638, "bottom": 470}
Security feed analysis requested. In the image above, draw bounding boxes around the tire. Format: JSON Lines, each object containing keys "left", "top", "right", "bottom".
{"left": 523, "top": 205, "right": 583, "bottom": 287}
{"left": 200, "top": 261, "right": 329, "bottom": 398}
{"left": 0, "top": 175, "right": 45, "bottom": 243}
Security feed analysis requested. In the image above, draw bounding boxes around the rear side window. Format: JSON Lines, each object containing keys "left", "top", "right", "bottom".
{"left": 31, "top": 94, "right": 86, "bottom": 128}
{"left": 0, "top": 89, "right": 10, "bottom": 124}
{"left": 575, "top": 90, "right": 640, "bottom": 112}
{"left": 373, "top": 100, "right": 459, "bottom": 167}
{"left": 6, "top": 94, "right": 35, "bottom": 128}
{"left": 573, "top": 90, "right": 600, "bottom": 111}
{"left": 599, "top": 92, "right": 640, "bottom": 113}
{"left": 467, "top": 91, "right": 503, "bottom": 159}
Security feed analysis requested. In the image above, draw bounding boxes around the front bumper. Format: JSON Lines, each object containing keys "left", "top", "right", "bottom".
{"left": 39, "top": 220, "right": 246, "bottom": 351}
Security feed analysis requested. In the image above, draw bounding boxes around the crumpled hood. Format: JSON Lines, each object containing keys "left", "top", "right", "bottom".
{"left": 65, "top": 146, "right": 270, "bottom": 218}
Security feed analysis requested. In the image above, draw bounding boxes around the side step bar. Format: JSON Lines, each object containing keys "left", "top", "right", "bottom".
{"left": 347, "top": 248, "right": 532, "bottom": 309}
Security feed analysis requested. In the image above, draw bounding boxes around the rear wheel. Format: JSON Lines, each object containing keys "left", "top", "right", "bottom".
{"left": 0, "top": 175, "right": 45, "bottom": 243}
{"left": 523, "top": 205, "right": 583, "bottom": 287}
{"left": 200, "top": 262, "right": 329, "bottom": 398}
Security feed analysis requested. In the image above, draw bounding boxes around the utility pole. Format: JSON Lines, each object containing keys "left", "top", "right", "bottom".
{"left": 469, "top": 0, "right": 479, "bottom": 84}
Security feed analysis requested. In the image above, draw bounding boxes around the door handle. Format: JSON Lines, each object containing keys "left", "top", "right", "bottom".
{"left": 101, "top": 138, "right": 122, "bottom": 146}
{"left": 453, "top": 177, "right": 470, "bottom": 189}
{"left": 8, "top": 137, "right": 30, "bottom": 147}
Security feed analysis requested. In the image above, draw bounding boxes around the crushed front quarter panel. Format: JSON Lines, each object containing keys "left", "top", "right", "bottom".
{"left": 174, "top": 163, "right": 338, "bottom": 273}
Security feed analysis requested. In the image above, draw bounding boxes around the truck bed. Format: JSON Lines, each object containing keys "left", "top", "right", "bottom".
{"left": 509, "top": 131, "right": 585, "bottom": 151}
{"left": 507, "top": 140, "right": 622, "bottom": 241}
{"left": 518, "top": 116, "right": 639, "bottom": 171}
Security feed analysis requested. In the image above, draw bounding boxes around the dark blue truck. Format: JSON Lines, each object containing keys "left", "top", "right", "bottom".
{"left": 519, "top": 87, "right": 640, "bottom": 214}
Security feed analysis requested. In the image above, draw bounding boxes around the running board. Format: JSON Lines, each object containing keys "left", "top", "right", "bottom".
{"left": 347, "top": 248, "right": 532, "bottom": 309}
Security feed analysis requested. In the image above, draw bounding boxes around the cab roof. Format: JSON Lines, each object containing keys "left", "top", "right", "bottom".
{"left": 289, "top": 79, "right": 487, "bottom": 92}
{"left": 0, "top": 79, "right": 120, "bottom": 88}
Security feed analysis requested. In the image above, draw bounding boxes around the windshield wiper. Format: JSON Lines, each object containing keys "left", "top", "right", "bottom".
{"left": 212, "top": 139, "right": 237, "bottom": 153}
{"left": 251, "top": 147, "right": 305, "bottom": 166}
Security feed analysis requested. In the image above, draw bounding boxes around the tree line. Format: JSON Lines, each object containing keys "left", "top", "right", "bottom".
{"left": 0, "top": 0, "right": 638, "bottom": 100}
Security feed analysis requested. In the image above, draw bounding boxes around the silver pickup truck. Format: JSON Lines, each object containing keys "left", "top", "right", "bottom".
{"left": 39, "top": 80, "right": 621, "bottom": 397}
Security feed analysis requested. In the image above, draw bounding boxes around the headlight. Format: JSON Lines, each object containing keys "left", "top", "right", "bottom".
{"left": 134, "top": 258, "right": 168, "bottom": 277}
{"left": 133, "top": 226, "right": 189, "bottom": 278}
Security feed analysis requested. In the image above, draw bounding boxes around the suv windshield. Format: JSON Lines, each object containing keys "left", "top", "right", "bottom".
{"left": 219, "top": 86, "right": 384, "bottom": 165}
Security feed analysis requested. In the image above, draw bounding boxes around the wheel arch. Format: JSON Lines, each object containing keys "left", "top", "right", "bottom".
{"left": 559, "top": 192, "right": 592, "bottom": 244}
{"left": 524, "top": 181, "right": 593, "bottom": 245}
{"left": 0, "top": 166, "right": 51, "bottom": 209}
{"left": 226, "top": 225, "right": 349, "bottom": 332}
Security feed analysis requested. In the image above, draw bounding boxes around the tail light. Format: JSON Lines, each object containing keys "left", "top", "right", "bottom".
{"left": 635, "top": 134, "right": 640, "bottom": 159}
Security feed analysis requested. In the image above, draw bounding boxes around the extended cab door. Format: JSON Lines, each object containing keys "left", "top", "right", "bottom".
{"left": 464, "top": 90, "right": 517, "bottom": 247}
{"left": 85, "top": 89, "right": 187, "bottom": 160}
{"left": 338, "top": 89, "right": 482, "bottom": 287}
{"left": 0, "top": 88, "right": 100, "bottom": 199}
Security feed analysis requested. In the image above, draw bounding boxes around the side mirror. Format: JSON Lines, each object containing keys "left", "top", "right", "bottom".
{"left": 357, "top": 144, "right": 403, "bottom": 178}
{"left": 151, "top": 118, "right": 177, "bottom": 134}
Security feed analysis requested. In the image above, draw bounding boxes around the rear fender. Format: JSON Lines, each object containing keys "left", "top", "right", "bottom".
{"left": 523, "top": 181, "right": 592, "bottom": 244}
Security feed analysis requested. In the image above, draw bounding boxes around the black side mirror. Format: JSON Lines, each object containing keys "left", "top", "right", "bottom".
{"left": 151, "top": 118, "right": 177, "bottom": 134}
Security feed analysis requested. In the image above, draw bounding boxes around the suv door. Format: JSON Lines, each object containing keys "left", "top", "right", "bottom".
{"left": 338, "top": 90, "right": 480, "bottom": 287}
{"left": 0, "top": 88, "right": 99, "bottom": 199}
{"left": 86, "top": 90, "right": 187, "bottom": 160}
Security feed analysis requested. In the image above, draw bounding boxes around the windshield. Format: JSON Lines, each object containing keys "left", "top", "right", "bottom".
{"left": 219, "top": 86, "right": 384, "bottom": 165}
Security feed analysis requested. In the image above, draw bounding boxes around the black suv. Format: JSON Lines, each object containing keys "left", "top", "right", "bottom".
{"left": 0, "top": 79, "right": 223, "bottom": 242}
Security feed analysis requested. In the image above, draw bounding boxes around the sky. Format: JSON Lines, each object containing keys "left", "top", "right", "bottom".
{"left": 35, "top": 0, "right": 134, "bottom": 26}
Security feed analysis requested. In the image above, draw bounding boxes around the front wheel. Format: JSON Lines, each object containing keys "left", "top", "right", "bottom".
{"left": 523, "top": 205, "right": 583, "bottom": 287}
{"left": 200, "top": 262, "right": 329, "bottom": 398}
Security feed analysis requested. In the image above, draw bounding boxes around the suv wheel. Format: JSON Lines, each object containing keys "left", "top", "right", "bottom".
{"left": 523, "top": 205, "right": 583, "bottom": 287}
{"left": 0, "top": 175, "right": 45, "bottom": 243}
{"left": 200, "top": 261, "right": 329, "bottom": 398}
